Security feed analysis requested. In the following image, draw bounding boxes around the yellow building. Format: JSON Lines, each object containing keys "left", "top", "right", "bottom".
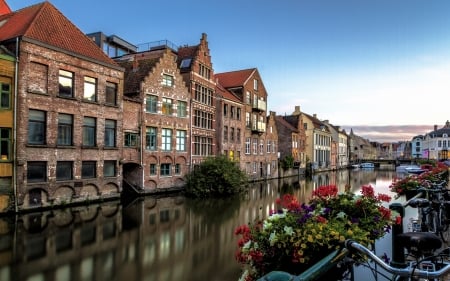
{"left": 0, "top": 47, "right": 15, "bottom": 213}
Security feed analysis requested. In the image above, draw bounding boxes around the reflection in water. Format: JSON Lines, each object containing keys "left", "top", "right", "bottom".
{"left": 0, "top": 170, "right": 400, "bottom": 281}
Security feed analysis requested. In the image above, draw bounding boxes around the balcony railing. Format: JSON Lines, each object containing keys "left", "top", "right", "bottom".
{"left": 251, "top": 122, "right": 266, "bottom": 133}
{"left": 252, "top": 99, "right": 266, "bottom": 112}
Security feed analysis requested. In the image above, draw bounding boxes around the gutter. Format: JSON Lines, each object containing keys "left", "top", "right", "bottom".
{"left": 13, "top": 37, "right": 19, "bottom": 213}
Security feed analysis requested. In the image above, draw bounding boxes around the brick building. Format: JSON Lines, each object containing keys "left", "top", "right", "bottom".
{"left": 178, "top": 34, "right": 216, "bottom": 166}
{"left": 116, "top": 46, "right": 190, "bottom": 191}
{"left": 0, "top": 2, "right": 124, "bottom": 211}
{"left": 215, "top": 68, "right": 278, "bottom": 180}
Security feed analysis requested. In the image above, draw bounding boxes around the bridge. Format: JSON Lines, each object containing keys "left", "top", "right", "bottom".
{"left": 353, "top": 159, "right": 418, "bottom": 167}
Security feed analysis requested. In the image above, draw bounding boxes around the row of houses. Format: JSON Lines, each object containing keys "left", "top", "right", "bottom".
{"left": 0, "top": 1, "right": 417, "bottom": 213}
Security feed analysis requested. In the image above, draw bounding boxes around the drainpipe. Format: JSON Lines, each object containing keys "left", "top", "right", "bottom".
{"left": 13, "top": 37, "right": 19, "bottom": 213}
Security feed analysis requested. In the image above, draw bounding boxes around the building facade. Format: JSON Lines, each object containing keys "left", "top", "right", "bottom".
{"left": 422, "top": 121, "right": 450, "bottom": 160}
{"left": 116, "top": 47, "right": 191, "bottom": 191}
{"left": 0, "top": 2, "right": 124, "bottom": 211}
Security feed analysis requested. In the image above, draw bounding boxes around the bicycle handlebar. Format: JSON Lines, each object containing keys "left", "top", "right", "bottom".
{"left": 345, "top": 240, "right": 450, "bottom": 278}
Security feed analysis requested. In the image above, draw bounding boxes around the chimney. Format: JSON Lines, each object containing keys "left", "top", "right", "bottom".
{"left": 292, "top": 105, "right": 301, "bottom": 115}
{"left": 434, "top": 125, "right": 438, "bottom": 131}
{"left": 313, "top": 114, "right": 317, "bottom": 119}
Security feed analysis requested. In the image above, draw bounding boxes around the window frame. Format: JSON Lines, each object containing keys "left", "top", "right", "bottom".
{"left": 104, "top": 119, "right": 116, "bottom": 148}
{"left": 124, "top": 132, "right": 138, "bottom": 147}
{"left": 176, "top": 130, "right": 186, "bottom": 151}
{"left": 81, "top": 161, "right": 96, "bottom": 179}
{"left": 160, "top": 163, "right": 171, "bottom": 176}
{"left": 162, "top": 74, "right": 174, "bottom": 87}
{"left": 177, "top": 101, "right": 187, "bottom": 117}
{"left": 57, "top": 113, "right": 73, "bottom": 146}
{"left": 56, "top": 161, "right": 73, "bottom": 181}
{"left": 103, "top": 160, "right": 116, "bottom": 177}
{"left": 105, "top": 82, "right": 117, "bottom": 105}
{"left": 83, "top": 76, "right": 97, "bottom": 102}
{"left": 146, "top": 127, "right": 157, "bottom": 151}
{"left": 146, "top": 95, "right": 158, "bottom": 113}
{"left": 162, "top": 97, "right": 173, "bottom": 116}
{"left": 28, "top": 109, "right": 46, "bottom": 145}
{"left": 0, "top": 82, "right": 11, "bottom": 110}
{"left": 27, "top": 161, "right": 47, "bottom": 183}
{"left": 0, "top": 128, "right": 11, "bottom": 161}
{"left": 58, "top": 70, "right": 74, "bottom": 98}
{"left": 82, "top": 117, "right": 96, "bottom": 147}
{"left": 161, "top": 128, "right": 172, "bottom": 151}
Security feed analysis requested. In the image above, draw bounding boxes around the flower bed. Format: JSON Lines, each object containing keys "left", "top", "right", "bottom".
{"left": 390, "top": 162, "right": 449, "bottom": 197}
{"left": 235, "top": 185, "right": 395, "bottom": 281}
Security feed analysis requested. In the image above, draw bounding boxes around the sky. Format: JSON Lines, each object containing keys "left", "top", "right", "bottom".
{"left": 9, "top": 0, "right": 450, "bottom": 142}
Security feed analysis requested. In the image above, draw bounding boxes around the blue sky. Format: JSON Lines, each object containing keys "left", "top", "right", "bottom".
{"left": 9, "top": 0, "right": 450, "bottom": 142}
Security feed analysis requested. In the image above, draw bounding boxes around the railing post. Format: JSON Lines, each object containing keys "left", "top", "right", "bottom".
{"left": 389, "top": 202, "right": 406, "bottom": 267}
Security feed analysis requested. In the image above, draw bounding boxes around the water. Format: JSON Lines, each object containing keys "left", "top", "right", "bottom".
{"left": 0, "top": 169, "right": 405, "bottom": 281}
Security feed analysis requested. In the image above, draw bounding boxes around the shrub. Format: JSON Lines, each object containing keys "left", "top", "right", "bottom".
{"left": 185, "top": 156, "right": 248, "bottom": 197}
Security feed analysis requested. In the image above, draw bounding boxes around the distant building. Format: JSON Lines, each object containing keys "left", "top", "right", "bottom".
{"left": 422, "top": 121, "right": 450, "bottom": 160}
{"left": 87, "top": 32, "right": 138, "bottom": 58}
{"left": 411, "top": 135, "right": 424, "bottom": 159}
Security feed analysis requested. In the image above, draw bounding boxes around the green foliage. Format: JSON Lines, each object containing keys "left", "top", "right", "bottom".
{"left": 280, "top": 155, "right": 294, "bottom": 170}
{"left": 184, "top": 156, "right": 248, "bottom": 197}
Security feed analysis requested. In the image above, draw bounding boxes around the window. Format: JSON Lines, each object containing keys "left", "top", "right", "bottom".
{"left": 105, "top": 82, "right": 117, "bottom": 105}
{"left": 28, "top": 110, "right": 46, "bottom": 145}
{"left": 0, "top": 128, "right": 11, "bottom": 161}
{"left": 27, "top": 161, "right": 47, "bottom": 182}
{"left": 175, "top": 163, "right": 181, "bottom": 175}
{"left": 83, "top": 76, "right": 97, "bottom": 102}
{"left": 58, "top": 70, "right": 73, "bottom": 98}
{"left": 176, "top": 130, "right": 186, "bottom": 151}
{"left": 82, "top": 161, "right": 96, "bottom": 178}
{"left": 57, "top": 114, "right": 73, "bottom": 146}
{"left": 245, "top": 91, "right": 251, "bottom": 104}
{"left": 180, "top": 58, "right": 192, "bottom": 68}
{"left": 193, "top": 110, "right": 213, "bottom": 129}
{"left": 162, "top": 98, "right": 173, "bottom": 115}
{"left": 259, "top": 139, "right": 264, "bottom": 154}
{"left": 145, "top": 127, "right": 157, "bottom": 150}
{"left": 246, "top": 112, "right": 250, "bottom": 128}
{"left": 56, "top": 161, "right": 72, "bottom": 181}
{"left": 160, "top": 163, "right": 171, "bottom": 176}
{"left": 254, "top": 79, "right": 258, "bottom": 90}
{"left": 237, "top": 108, "right": 241, "bottom": 120}
{"left": 103, "top": 161, "right": 116, "bottom": 177}
{"left": 230, "top": 127, "right": 234, "bottom": 142}
{"left": 150, "top": 164, "right": 157, "bottom": 175}
{"left": 29, "top": 63, "right": 48, "bottom": 94}
{"left": 253, "top": 138, "right": 258, "bottom": 155}
{"left": 104, "top": 120, "right": 116, "bottom": 147}
{"left": 162, "top": 129, "right": 172, "bottom": 151}
{"left": 223, "top": 126, "right": 228, "bottom": 141}
{"left": 0, "top": 82, "right": 10, "bottom": 109}
{"left": 223, "top": 104, "right": 228, "bottom": 117}
{"left": 193, "top": 136, "right": 212, "bottom": 156}
{"left": 83, "top": 117, "right": 96, "bottom": 147}
{"left": 237, "top": 129, "right": 241, "bottom": 143}
{"left": 230, "top": 106, "right": 235, "bottom": 119}
{"left": 267, "top": 140, "right": 272, "bottom": 153}
{"left": 194, "top": 84, "right": 213, "bottom": 105}
{"left": 162, "top": 74, "right": 174, "bottom": 87}
{"left": 124, "top": 132, "right": 138, "bottom": 147}
{"left": 177, "top": 101, "right": 187, "bottom": 117}
{"left": 146, "top": 95, "right": 158, "bottom": 113}
{"left": 245, "top": 138, "right": 251, "bottom": 154}
{"left": 199, "top": 64, "right": 211, "bottom": 79}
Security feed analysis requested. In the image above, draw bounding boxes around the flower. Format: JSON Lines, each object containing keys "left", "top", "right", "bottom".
{"left": 235, "top": 185, "right": 396, "bottom": 281}
{"left": 390, "top": 162, "right": 449, "bottom": 196}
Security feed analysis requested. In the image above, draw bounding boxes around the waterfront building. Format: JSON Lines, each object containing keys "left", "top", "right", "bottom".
{"left": 178, "top": 34, "right": 216, "bottom": 167}
{"left": 422, "top": 121, "right": 450, "bottom": 160}
{"left": 0, "top": 2, "right": 124, "bottom": 212}
{"left": 215, "top": 68, "right": 278, "bottom": 180}
{"left": 274, "top": 113, "right": 306, "bottom": 170}
{"left": 323, "top": 120, "right": 349, "bottom": 170}
{"left": 0, "top": 46, "right": 14, "bottom": 212}
{"left": 411, "top": 135, "right": 424, "bottom": 159}
{"left": 115, "top": 45, "right": 191, "bottom": 191}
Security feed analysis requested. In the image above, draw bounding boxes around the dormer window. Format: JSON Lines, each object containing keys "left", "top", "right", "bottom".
{"left": 254, "top": 79, "right": 258, "bottom": 91}
{"left": 180, "top": 58, "right": 192, "bottom": 68}
{"left": 162, "top": 74, "right": 174, "bottom": 87}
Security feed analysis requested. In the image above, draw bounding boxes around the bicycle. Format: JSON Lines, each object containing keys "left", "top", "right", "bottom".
{"left": 345, "top": 232, "right": 450, "bottom": 281}
{"left": 407, "top": 181, "right": 450, "bottom": 242}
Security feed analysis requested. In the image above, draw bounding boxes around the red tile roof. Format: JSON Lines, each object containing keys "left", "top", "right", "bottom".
{"left": 0, "top": 0, "right": 11, "bottom": 15}
{"left": 0, "top": 2, "right": 117, "bottom": 67}
{"left": 216, "top": 82, "right": 241, "bottom": 103}
{"left": 215, "top": 68, "right": 256, "bottom": 88}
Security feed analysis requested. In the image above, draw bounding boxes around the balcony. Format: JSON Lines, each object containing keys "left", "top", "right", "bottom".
{"left": 251, "top": 122, "right": 266, "bottom": 133}
{"left": 252, "top": 99, "right": 266, "bottom": 112}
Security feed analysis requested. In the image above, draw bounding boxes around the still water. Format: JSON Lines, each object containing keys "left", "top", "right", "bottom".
{"left": 0, "top": 169, "right": 405, "bottom": 281}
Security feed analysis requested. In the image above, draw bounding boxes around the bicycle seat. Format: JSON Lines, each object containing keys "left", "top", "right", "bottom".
{"left": 396, "top": 232, "right": 442, "bottom": 257}
{"left": 408, "top": 198, "right": 430, "bottom": 208}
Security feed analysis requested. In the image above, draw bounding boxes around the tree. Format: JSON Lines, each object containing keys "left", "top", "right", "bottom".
{"left": 184, "top": 156, "right": 248, "bottom": 197}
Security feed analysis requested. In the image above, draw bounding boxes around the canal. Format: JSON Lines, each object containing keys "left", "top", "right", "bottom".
{"left": 0, "top": 168, "right": 405, "bottom": 281}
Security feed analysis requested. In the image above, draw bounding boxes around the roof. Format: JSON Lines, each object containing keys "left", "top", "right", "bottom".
{"left": 215, "top": 69, "right": 256, "bottom": 88}
{"left": 275, "top": 116, "right": 299, "bottom": 133}
{"left": 0, "top": 0, "right": 11, "bottom": 15}
{"left": 0, "top": 2, "right": 117, "bottom": 67}
{"left": 117, "top": 57, "right": 160, "bottom": 95}
{"left": 215, "top": 82, "right": 241, "bottom": 103}
{"left": 429, "top": 120, "right": 450, "bottom": 138}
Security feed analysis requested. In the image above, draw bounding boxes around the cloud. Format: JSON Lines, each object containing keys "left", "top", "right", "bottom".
{"left": 341, "top": 125, "right": 434, "bottom": 143}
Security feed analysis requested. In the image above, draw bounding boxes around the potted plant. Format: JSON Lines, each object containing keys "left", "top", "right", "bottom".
{"left": 235, "top": 185, "right": 395, "bottom": 281}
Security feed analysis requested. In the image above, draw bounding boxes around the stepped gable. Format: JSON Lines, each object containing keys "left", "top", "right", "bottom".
{"left": 0, "top": 1, "right": 117, "bottom": 67}
{"left": 215, "top": 68, "right": 256, "bottom": 88}
{"left": 116, "top": 55, "right": 160, "bottom": 96}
